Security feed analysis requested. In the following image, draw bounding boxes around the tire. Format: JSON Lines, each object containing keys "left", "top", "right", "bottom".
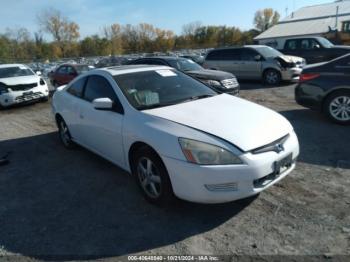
{"left": 131, "top": 146, "right": 175, "bottom": 206}
{"left": 263, "top": 69, "right": 281, "bottom": 86}
{"left": 41, "top": 96, "right": 49, "bottom": 102}
{"left": 53, "top": 81, "right": 59, "bottom": 89}
{"left": 324, "top": 90, "right": 350, "bottom": 125}
{"left": 57, "top": 117, "right": 76, "bottom": 149}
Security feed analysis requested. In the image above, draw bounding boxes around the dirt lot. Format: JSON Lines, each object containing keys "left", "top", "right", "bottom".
{"left": 0, "top": 82, "right": 349, "bottom": 261}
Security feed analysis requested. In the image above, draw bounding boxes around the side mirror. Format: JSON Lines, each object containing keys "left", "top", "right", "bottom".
{"left": 315, "top": 44, "right": 321, "bottom": 49}
{"left": 69, "top": 72, "right": 77, "bottom": 76}
{"left": 92, "top": 98, "right": 113, "bottom": 110}
{"left": 36, "top": 71, "right": 42, "bottom": 76}
{"left": 254, "top": 55, "right": 262, "bottom": 61}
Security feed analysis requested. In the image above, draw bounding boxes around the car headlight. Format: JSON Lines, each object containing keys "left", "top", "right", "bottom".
{"left": 205, "top": 80, "right": 222, "bottom": 87}
{"left": 179, "top": 138, "right": 243, "bottom": 165}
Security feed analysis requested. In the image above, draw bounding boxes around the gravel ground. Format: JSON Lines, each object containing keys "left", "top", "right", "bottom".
{"left": 0, "top": 81, "right": 349, "bottom": 261}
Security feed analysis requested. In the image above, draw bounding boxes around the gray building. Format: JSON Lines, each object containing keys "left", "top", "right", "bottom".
{"left": 255, "top": 0, "right": 350, "bottom": 49}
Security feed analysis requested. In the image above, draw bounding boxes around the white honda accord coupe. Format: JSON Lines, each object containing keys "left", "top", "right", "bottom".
{"left": 52, "top": 65, "right": 299, "bottom": 205}
{"left": 0, "top": 64, "right": 49, "bottom": 107}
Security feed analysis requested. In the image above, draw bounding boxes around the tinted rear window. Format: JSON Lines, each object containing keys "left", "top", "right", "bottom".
{"left": 206, "top": 49, "right": 241, "bottom": 61}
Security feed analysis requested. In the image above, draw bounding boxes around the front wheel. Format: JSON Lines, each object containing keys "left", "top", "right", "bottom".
{"left": 263, "top": 69, "right": 281, "bottom": 86}
{"left": 324, "top": 91, "right": 350, "bottom": 125}
{"left": 132, "top": 147, "right": 175, "bottom": 206}
{"left": 57, "top": 117, "right": 76, "bottom": 148}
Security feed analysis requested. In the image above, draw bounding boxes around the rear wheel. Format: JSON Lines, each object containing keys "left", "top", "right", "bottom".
{"left": 263, "top": 69, "right": 281, "bottom": 86}
{"left": 132, "top": 147, "right": 175, "bottom": 205}
{"left": 57, "top": 117, "right": 75, "bottom": 148}
{"left": 324, "top": 90, "right": 350, "bottom": 125}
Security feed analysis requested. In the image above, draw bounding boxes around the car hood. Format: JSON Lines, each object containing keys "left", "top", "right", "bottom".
{"left": 185, "top": 69, "right": 235, "bottom": 81}
{"left": 279, "top": 55, "right": 304, "bottom": 64}
{"left": 333, "top": 45, "right": 350, "bottom": 49}
{"left": 144, "top": 94, "right": 293, "bottom": 151}
{"left": 0, "top": 75, "right": 39, "bottom": 86}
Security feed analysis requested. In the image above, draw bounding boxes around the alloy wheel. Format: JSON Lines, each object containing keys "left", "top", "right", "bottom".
{"left": 137, "top": 157, "right": 162, "bottom": 199}
{"left": 266, "top": 71, "right": 279, "bottom": 85}
{"left": 329, "top": 96, "right": 350, "bottom": 122}
{"left": 59, "top": 121, "right": 71, "bottom": 146}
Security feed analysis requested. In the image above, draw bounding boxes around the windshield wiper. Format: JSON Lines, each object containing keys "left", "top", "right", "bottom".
{"left": 188, "top": 94, "right": 216, "bottom": 101}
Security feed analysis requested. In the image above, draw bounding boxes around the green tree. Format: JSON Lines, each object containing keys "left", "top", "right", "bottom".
{"left": 254, "top": 8, "right": 280, "bottom": 32}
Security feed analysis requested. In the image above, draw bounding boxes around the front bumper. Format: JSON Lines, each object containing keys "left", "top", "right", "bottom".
{"left": 295, "top": 83, "right": 323, "bottom": 110}
{"left": 162, "top": 131, "right": 299, "bottom": 204}
{"left": 0, "top": 85, "right": 49, "bottom": 107}
{"left": 281, "top": 67, "right": 303, "bottom": 81}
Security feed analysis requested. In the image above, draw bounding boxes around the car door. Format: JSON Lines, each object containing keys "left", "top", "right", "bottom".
{"left": 66, "top": 66, "right": 78, "bottom": 84}
{"left": 239, "top": 48, "right": 263, "bottom": 79}
{"left": 78, "top": 74, "right": 125, "bottom": 167}
{"left": 300, "top": 39, "right": 326, "bottom": 64}
{"left": 284, "top": 39, "right": 300, "bottom": 57}
{"left": 55, "top": 66, "right": 68, "bottom": 85}
{"left": 210, "top": 49, "right": 241, "bottom": 76}
{"left": 64, "top": 77, "right": 88, "bottom": 140}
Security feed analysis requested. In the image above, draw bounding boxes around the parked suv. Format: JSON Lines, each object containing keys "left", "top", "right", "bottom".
{"left": 0, "top": 64, "right": 49, "bottom": 108}
{"left": 49, "top": 64, "right": 91, "bottom": 88}
{"left": 203, "top": 45, "right": 305, "bottom": 85}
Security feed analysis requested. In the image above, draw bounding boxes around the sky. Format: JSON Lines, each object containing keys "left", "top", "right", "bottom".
{"left": 0, "top": 0, "right": 333, "bottom": 39}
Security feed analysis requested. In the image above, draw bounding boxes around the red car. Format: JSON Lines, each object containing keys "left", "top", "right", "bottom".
{"left": 49, "top": 64, "right": 91, "bottom": 88}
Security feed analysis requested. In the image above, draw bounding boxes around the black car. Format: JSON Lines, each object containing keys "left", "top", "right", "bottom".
{"left": 128, "top": 56, "right": 240, "bottom": 95}
{"left": 280, "top": 37, "right": 350, "bottom": 64}
{"left": 295, "top": 54, "right": 350, "bottom": 125}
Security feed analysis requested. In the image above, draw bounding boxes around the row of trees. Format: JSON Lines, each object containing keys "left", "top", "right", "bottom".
{"left": 0, "top": 8, "right": 280, "bottom": 63}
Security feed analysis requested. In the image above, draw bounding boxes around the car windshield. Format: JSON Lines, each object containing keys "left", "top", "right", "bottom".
{"left": 254, "top": 46, "right": 284, "bottom": 58}
{"left": 318, "top": 38, "right": 334, "bottom": 48}
{"left": 0, "top": 66, "right": 34, "bottom": 78}
{"left": 113, "top": 69, "right": 217, "bottom": 110}
{"left": 168, "top": 59, "right": 203, "bottom": 72}
{"left": 75, "top": 65, "right": 91, "bottom": 74}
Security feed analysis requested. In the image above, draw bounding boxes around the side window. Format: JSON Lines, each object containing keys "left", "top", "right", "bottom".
{"left": 221, "top": 49, "right": 241, "bottom": 61}
{"left": 241, "top": 49, "right": 260, "bottom": 61}
{"left": 206, "top": 50, "right": 222, "bottom": 60}
{"left": 285, "top": 40, "right": 298, "bottom": 50}
{"left": 67, "top": 77, "right": 86, "bottom": 98}
{"left": 301, "top": 39, "right": 310, "bottom": 49}
{"left": 84, "top": 75, "right": 124, "bottom": 113}
{"left": 57, "top": 66, "right": 67, "bottom": 74}
{"left": 67, "top": 66, "right": 76, "bottom": 75}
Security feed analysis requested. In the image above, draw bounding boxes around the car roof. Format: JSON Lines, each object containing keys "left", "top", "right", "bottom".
{"left": 0, "top": 64, "right": 28, "bottom": 69}
{"left": 101, "top": 65, "right": 174, "bottom": 76}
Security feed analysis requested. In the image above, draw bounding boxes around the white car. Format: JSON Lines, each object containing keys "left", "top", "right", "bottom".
{"left": 52, "top": 65, "right": 300, "bottom": 205}
{"left": 0, "top": 64, "right": 49, "bottom": 107}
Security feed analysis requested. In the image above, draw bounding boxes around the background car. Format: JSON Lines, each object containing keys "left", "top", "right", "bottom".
{"left": 279, "top": 37, "right": 350, "bottom": 64}
{"left": 52, "top": 65, "right": 299, "bottom": 205}
{"left": 128, "top": 56, "right": 240, "bottom": 95}
{"left": 203, "top": 45, "right": 305, "bottom": 85}
{"left": 0, "top": 64, "right": 49, "bottom": 108}
{"left": 295, "top": 54, "right": 350, "bottom": 125}
{"left": 49, "top": 64, "right": 91, "bottom": 88}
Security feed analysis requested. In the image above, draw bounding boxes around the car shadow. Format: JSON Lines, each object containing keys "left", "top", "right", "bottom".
{"left": 280, "top": 109, "right": 350, "bottom": 169}
{"left": 239, "top": 80, "right": 293, "bottom": 90}
{"left": 0, "top": 133, "right": 254, "bottom": 260}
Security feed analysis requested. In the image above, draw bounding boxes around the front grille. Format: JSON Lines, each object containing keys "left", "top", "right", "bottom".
{"left": 251, "top": 134, "right": 290, "bottom": 155}
{"left": 9, "top": 83, "right": 38, "bottom": 91}
{"left": 205, "top": 182, "right": 238, "bottom": 192}
{"left": 15, "top": 92, "right": 42, "bottom": 102}
{"left": 221, "top": 78, "right": 239, "bottom": 89}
